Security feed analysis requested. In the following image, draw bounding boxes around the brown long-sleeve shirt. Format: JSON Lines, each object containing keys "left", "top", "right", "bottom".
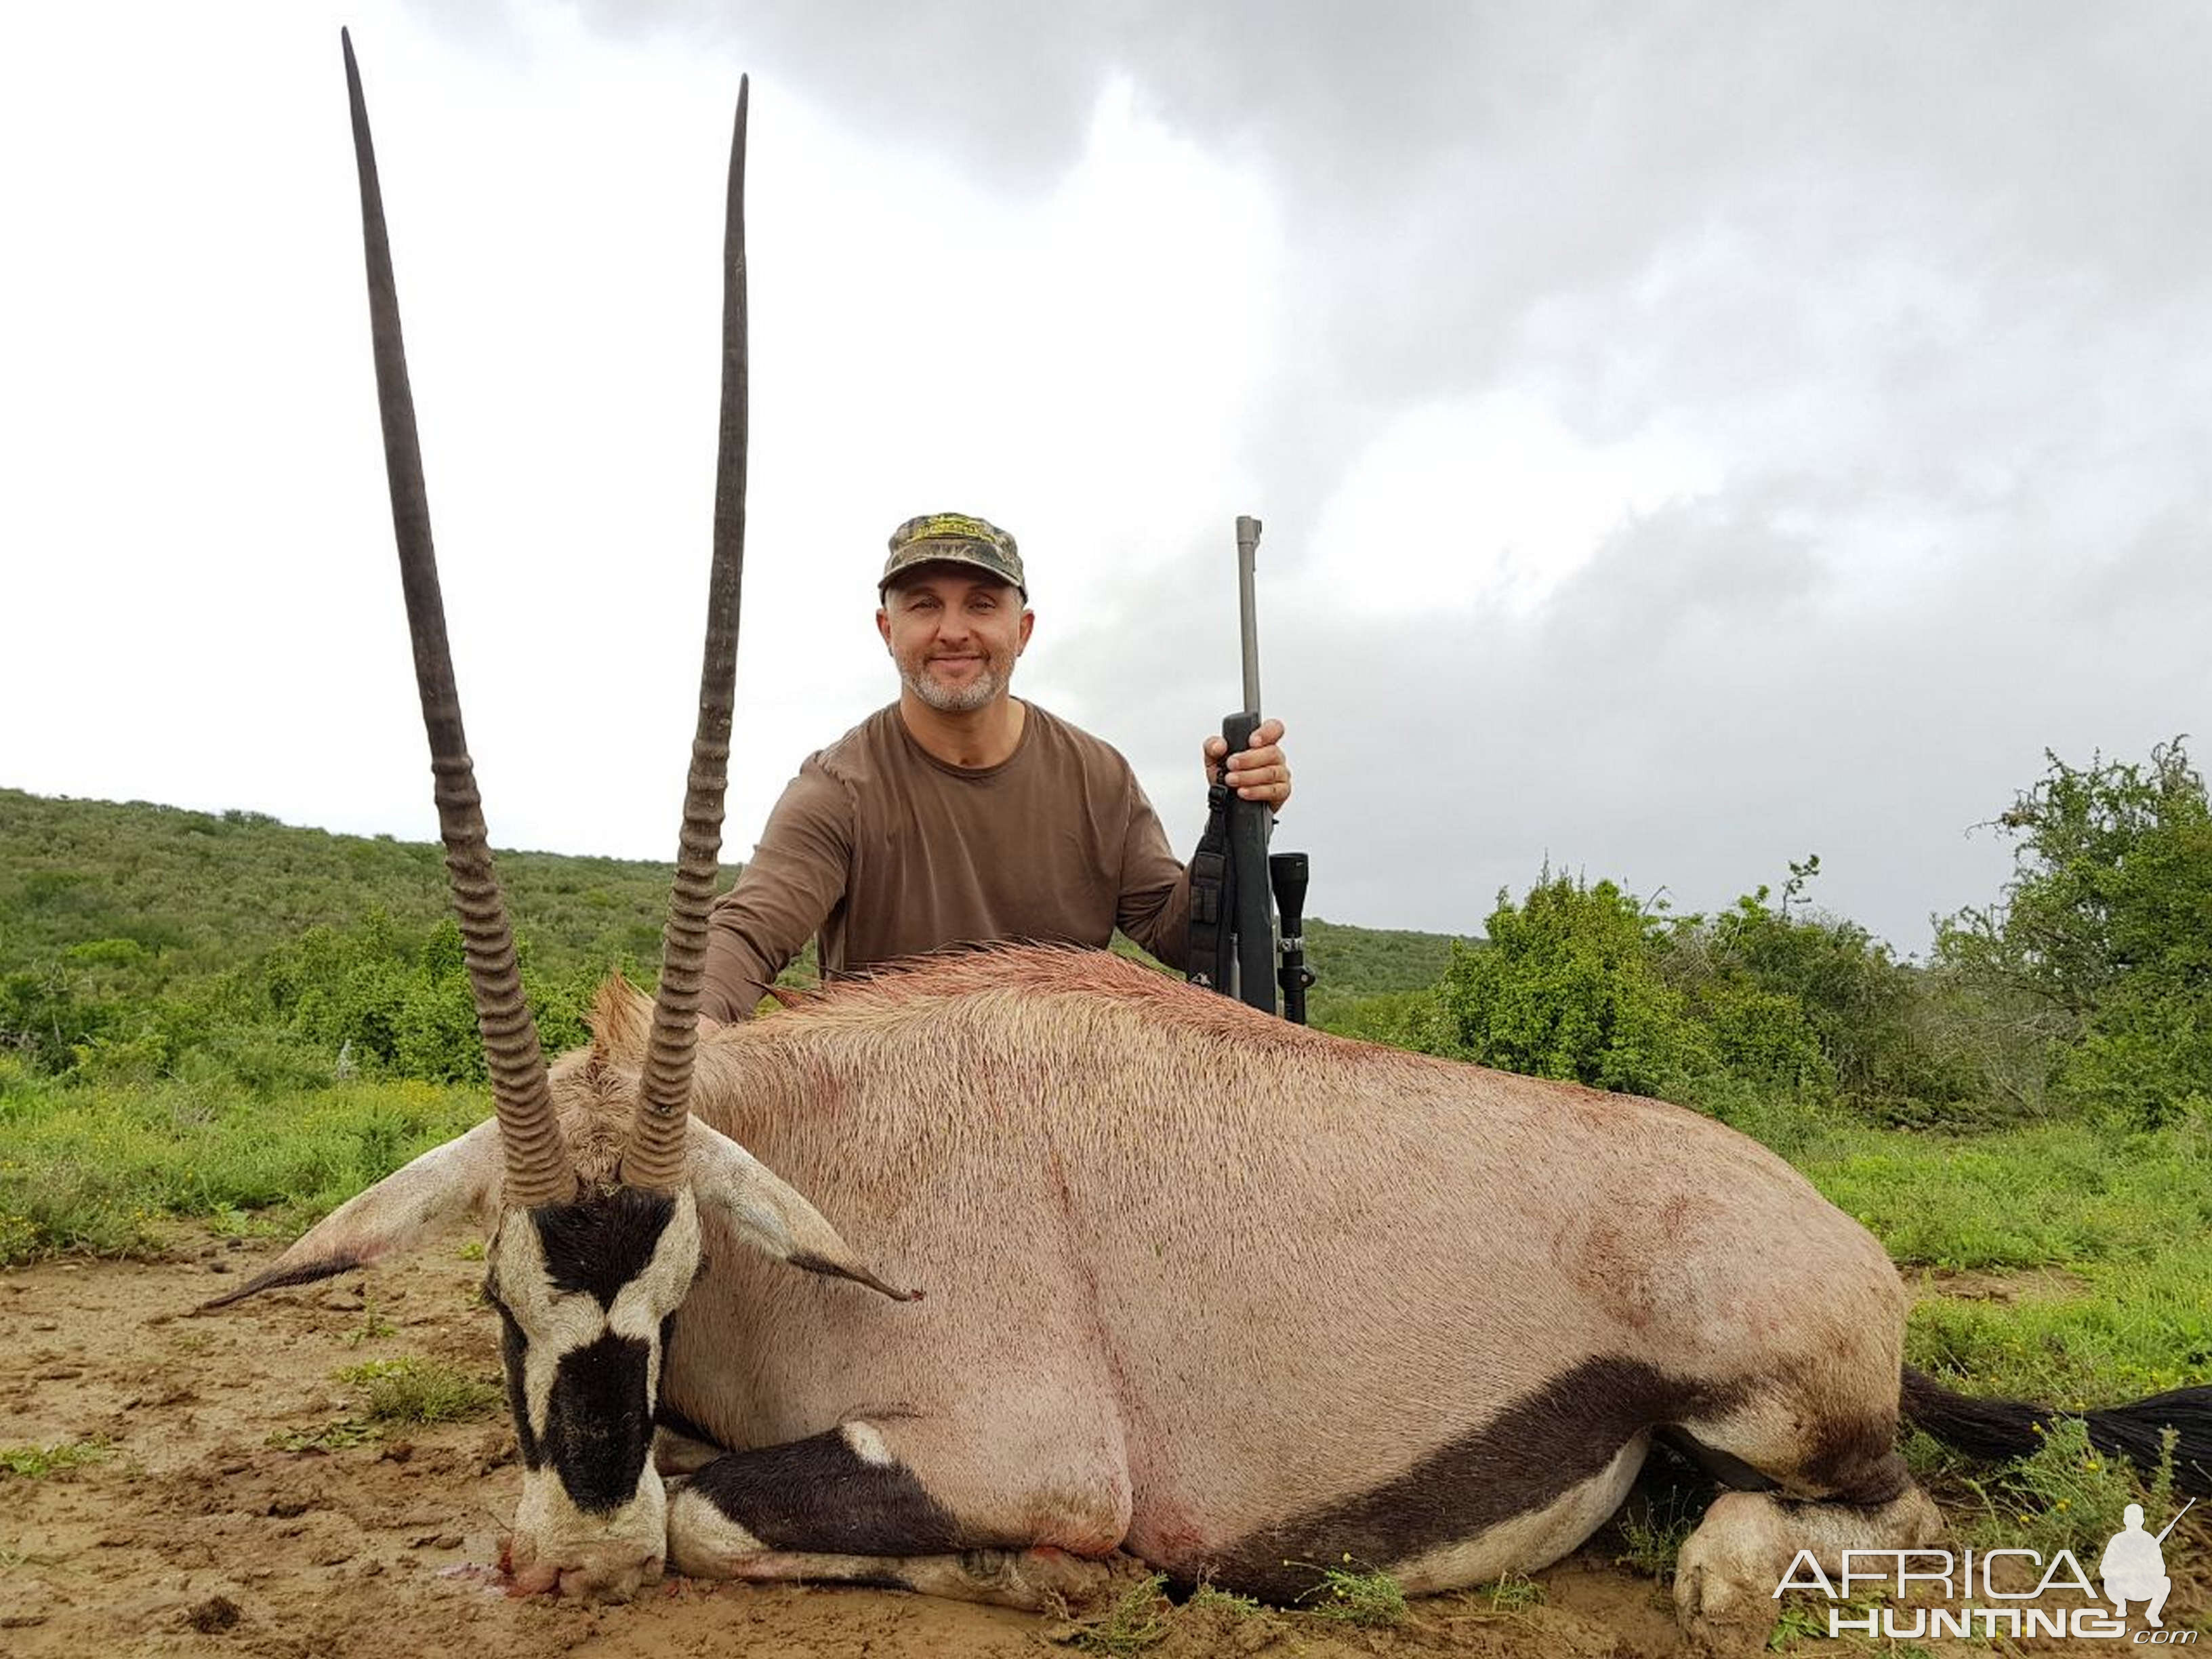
{"left": 701, "top": 702, "right": 1192, "bottom": 1020}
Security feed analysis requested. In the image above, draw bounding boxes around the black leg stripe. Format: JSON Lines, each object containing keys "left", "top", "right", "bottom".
{"left": 688, "top": 1429, "right": 968, "bottom": 1555}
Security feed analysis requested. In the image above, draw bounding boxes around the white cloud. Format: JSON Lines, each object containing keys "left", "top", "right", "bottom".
{"left": 1307, "top": 390, "right": 1721, "bottom": 617}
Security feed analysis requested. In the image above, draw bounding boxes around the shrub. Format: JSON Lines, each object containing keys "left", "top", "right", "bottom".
{"left": 1662, "top": 862, "right": 1978, "bottom": 1122}
{"left": 1940, "top": 740, "right": 2212, "bottom": 1129}
{"left": 1431, "top": 874, "right": 1710, "bottom": 1099}
{"left": 0, "top": 960, "right": 119, "bottom": 1073}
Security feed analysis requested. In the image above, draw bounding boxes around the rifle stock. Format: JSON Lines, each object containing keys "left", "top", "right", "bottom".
{"left": 1225, "top": 710, "right": 1274, "bottom": 1011}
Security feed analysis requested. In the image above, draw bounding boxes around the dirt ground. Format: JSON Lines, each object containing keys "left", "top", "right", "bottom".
{"left": 0, "top": 1234, "right": 2194, "bottom": 1658}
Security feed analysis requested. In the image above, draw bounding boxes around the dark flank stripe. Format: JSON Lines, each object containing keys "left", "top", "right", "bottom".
{"left": 687, "top": 1427, "right": 967, "bottom": 1555}
{"left": 1205, "top": 1357, "right": 1746, "bottom": 1600}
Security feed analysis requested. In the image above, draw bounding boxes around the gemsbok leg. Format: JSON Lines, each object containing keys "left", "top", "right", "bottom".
{"left": 667, "top": 1410, "right": 1136, "bottom": 1607}
{"left": 1668, "top": 1374, "right": 1942, "bottom": 1650}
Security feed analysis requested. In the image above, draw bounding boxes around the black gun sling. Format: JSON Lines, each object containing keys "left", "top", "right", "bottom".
{"left": 1184, "top": 774, "right": 1237, "bottom": 991}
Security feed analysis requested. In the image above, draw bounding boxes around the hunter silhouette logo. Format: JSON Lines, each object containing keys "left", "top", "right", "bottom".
{"left": 2103, "top": 1500, "right": 2193, "bottom": 1629}
{"left": 1775, "top": 1498, "right": 2197, "bottom": 1641}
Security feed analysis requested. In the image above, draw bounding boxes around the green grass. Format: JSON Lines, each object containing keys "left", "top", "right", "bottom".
{"left": 266, "top": 1420, "right": 378, "bottom": 1452}
{"left": 1900, "top": 1242, "right": 2212, "bottom": 1401}
{"left": 1612, "top": 1486, "right": 1707, "bottom": 1581}
{"left": 0, "top": 1439, "right": 111, "bottom": 1479}
{"left": 1292, "top": 1558, "right": 1407, "bottom": 1627}
{"left": 1765, "top": 1603, "right": 1831, "bottom": 1651}
{"left": 0, "top": 1072, "right": 486, "bottom": 1265}
{"left": 1055, "top": 1573, "right": 1170, "bottom": 1654}
{"left": 268, "top": 1356, "right": 499, "bottom": 1452}
{"left": 341, "top": 1294, "right": 397, "bottom": 1347}
{"left": 337, "top": 1357, "right": 500, "bottom": 1425}
{"left": 203, "top": 1201, "right": 283, "bottom": 1240}
{"left": 1183, "top": 1582, "right": 1264, "bottom": 1616}
{"left": 1797, "top": 1118, "right": 2212, "bottom": 1403}
{"left": 1476, "top": 1570, "right": 1544, "bottom": 1612}
{"left": 1802, "top": 1118, "right": 2212, "bottom": 1271}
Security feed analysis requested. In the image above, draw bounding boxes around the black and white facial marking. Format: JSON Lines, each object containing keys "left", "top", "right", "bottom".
{"left": 484, "top": 1185, "right": 703, "bottom": 1581}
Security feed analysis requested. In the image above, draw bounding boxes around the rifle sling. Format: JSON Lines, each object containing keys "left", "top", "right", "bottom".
{"left": 1185, "top": 775, "right": 1237, "bottom": 991}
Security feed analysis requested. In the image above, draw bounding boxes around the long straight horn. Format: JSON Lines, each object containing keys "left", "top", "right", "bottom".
{"left": 624, "top": 78, "right": 750, "bottom": 1194}
{"left": 342, "top": 31, "right": 573, "bottom": 1210}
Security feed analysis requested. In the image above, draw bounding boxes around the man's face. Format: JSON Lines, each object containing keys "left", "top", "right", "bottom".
{"left": 876, "top": 567, "right": 1033, "bottom": 714}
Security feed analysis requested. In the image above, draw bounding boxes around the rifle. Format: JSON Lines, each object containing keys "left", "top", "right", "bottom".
{"left": 1186, "top": 515, "right": 1315, "bottom": 1023}
{"left": 2155, "top": 1498, "right": 2196, "bottom": 1545}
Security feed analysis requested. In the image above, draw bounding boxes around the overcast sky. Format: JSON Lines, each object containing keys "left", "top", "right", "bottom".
{"left": 4, "top": 1, "right": 2207, "bottom": 955}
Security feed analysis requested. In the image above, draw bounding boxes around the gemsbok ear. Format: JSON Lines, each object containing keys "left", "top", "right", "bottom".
{"left": 199, "top": 1120, "right": 505, "bottom": 1310}
{"left": 687, "top": 1120, "right": 920, "bottom": 1303}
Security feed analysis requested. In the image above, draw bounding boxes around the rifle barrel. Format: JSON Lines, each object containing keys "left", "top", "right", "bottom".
{"left": 1235, "top": 516, "right": 1263, "bottom": 714}
{"left": 2154, "top": 1496, "right": 2196, "bottom": 1544}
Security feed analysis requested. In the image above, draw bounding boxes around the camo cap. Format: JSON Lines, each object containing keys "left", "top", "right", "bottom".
{"left": 881, "top": 512, "right": 1025, "bottom": 598}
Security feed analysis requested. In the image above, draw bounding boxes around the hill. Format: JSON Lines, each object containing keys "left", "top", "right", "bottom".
{"left": 0, "top": 787, "right": 1467, "bottom": 1041}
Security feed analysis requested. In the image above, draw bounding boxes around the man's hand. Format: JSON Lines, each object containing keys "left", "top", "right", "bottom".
{"left": 1202, "top": 717, "right": 1293, "bottom": 811}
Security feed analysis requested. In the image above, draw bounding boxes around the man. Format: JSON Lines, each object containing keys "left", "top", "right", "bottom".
{"left": 699, "top": 512, "right": 1292, "bottom": 1022}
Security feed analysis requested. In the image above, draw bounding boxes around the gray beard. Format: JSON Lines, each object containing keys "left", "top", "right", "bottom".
{"left": 903, "top": 660, "right": 1005, "bottom": 713}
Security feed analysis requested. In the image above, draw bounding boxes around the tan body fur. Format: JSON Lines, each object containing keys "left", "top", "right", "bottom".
{"left": 586, "top": 948, "right": 1921, "bottom": 1615}
{"left": 224, "top": 943, "right": 1965, "bottom": 1643}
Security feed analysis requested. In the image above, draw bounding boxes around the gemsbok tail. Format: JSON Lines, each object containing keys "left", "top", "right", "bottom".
{"left": 1901, "top": 1367, "right": 2212, "bottom": 1496}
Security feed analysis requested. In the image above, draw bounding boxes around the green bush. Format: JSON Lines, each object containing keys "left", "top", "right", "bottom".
{"left": 0, "top": 960, "right": 120, "bottom": 1072}
{"left": 1683, "top": 975, "right": 1831, "bottom": 1093}
{"left": 1429, "top": 874, "right": 1711, "bottom": 1099}
{"left": 1660, "top": 861, "right": 1980, "bottom": 1122}
{"left": 194, "top": 911, "right": 601, "bottom": 1088}
{"left": 1940, "top": 740, "right": 2212, "bottom": 1129}
{"left": 2057, "top": 991, "right": 2212, "bottom": 1129}
{"left": 1315, "top": 987, "right": 1450, "bottom": 1048}
{"left": 1399, "top": 859, "right": 2015, "bottom": 1137}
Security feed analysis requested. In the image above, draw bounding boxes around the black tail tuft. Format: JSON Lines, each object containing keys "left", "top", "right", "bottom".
{"left": 1902, "top": 1367, "right": 2212, "bottom": 1496}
